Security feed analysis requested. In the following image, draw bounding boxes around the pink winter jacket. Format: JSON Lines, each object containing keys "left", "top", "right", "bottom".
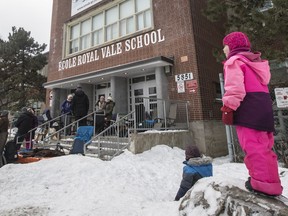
{"left": 222, "top": 52, "right": 274, "bottom": 132}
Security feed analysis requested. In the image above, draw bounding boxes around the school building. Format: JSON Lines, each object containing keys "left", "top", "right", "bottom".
{"left": 44, "top": 0, "right": 228, "bottom": 156}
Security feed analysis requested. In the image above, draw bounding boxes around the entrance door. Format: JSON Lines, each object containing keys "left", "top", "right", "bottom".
{"left": 129, "top": 74, "right": 157, "bottom": 121}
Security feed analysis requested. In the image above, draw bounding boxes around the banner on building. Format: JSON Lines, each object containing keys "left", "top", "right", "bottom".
{"left": 71, "top": 0, "right": 103, "bottom": 16}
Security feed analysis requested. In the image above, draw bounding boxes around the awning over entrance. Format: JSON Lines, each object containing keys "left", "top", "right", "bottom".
{"left": 43, "top": 56, "right": 174, "bottom": 89}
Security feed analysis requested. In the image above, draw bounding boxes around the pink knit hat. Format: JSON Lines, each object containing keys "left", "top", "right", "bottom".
{"left": 223, "top": 32, "right": 251, "bottom": 51}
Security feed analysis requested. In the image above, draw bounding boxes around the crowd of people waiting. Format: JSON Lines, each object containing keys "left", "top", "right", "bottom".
{"left": 0, "top": 84, "right": 117, "bottom": 167}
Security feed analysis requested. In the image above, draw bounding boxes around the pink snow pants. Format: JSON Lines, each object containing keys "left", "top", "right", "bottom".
{"left": 236, "top": 126, "right": 282, "bottom": 195}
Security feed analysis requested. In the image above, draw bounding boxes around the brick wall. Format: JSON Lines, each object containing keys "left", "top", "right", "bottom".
{"left": 48, "top": 0, "right": 224, "bottom": 121}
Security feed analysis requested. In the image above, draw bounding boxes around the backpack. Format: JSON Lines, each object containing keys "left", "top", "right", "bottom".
{"left": 4, "top": 140, "right": 18, "bottom": 163}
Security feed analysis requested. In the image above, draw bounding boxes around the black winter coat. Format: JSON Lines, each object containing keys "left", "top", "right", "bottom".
{"left": 71, "top": 89, "right": 89, "bottom": 117}
{"left": 0, "top": 115, "right": 9, "bottom": 156}
{"left": 14, "top": 111, "right": 34, "bottom": 135}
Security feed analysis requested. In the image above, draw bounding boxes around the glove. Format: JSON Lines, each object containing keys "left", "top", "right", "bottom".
{"left": 221, "top": 105, "right": 234, "bottom": 125}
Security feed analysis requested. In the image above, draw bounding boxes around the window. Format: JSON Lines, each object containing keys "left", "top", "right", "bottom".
{"left": 258, "top": 0, "right": 273, "bottom": 12}
{"left": 69, "top": 24, "right": 80, "bottom": 53}
{"left": 146, "top": 74, "right": 155, "bottom": 81}
{"left": 132, "top": 76, "right": 145, "bottom": 83}
{"left": 96, "top": 82, "right": 110, "bottom": 89}
{"left": 67, "top": 0, "right": 153, "bottom": 55}
{"left": 214, "top": 82, "right": 222, "bottom": 102}
{"left": 92, "top": 13, "right": 104, "bottom": 46}
{"left": 80, "top": 19, "right": 91, "bottom": 51}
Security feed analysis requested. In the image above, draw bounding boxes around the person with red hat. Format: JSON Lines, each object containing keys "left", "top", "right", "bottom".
{"left": 221, "top": 31, "right": 282, "bottom": 196}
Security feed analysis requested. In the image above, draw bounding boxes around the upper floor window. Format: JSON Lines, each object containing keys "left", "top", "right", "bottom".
{"left": 67, "top": 0, "right": 153, "bottom": 55}
{"left": 258, "top": 0, "right": 273, "bottom": 12}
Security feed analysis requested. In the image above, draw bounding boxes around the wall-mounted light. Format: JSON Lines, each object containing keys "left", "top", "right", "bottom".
{"left": 164, "top": 65, "right": 172, "bottom": 75}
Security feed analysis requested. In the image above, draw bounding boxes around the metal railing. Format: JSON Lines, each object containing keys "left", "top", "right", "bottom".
{"left": 84, "top": 111, "right": 135, "bottom": 160}
{"left": 9, "top": 97, "right": 190, "bottom": 159}
{"left": 272, "top": 104, "right": 288, "bottom": 167}
{"left": 38, "top": 110, "right": 107, "bottom": 148}
{"left": 132, "top": 96, "right": 189, "bottom": 131}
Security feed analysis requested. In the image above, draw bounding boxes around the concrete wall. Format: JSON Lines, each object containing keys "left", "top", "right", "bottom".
{"left": 129, "top": 120, "right": 228, "bottom": 158}
{"left": 129, "top": 130, "right": 193, "bottom": 154}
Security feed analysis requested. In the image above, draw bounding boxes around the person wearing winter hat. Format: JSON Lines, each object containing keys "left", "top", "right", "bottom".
{"left": 14, "top": 107, "right": 35, "bottom": 150}
{"left": 221, "top": 31, "right": 282, "bottom": 196}
{"left": 174, "top": 145, "right": 213, "bottom": 201}
{"left": 103, "top": 96, "right": 115, "bottom": 128}
{"left": 71, "top": 84, "right": 89, "bottom": 126}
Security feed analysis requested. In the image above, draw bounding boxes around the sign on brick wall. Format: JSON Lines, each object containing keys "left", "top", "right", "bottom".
{"left": 177, "top": 81, "right": 185, "bottom": 93}
{"left": 175, "top": 72, "right": 193, "bottom": 82}
{"left": 275, "top": 87, "right": 288, "bottom": 108}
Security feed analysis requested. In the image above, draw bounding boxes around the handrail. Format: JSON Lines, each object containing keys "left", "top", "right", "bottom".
{"left": 11, "top": 97, "right": 189, "bottom": 159}
{"left": 13, "top": 112, "right": 67, "bottom": 146}
{"left": 84, "top": 110, "right": 136, "bottom": 159}
{"left": 41, "top": 110, "right": 105, "bottom": 148}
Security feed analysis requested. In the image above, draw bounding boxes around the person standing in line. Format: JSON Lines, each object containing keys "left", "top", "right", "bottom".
{"left": 24, "top": 108, "right": 38, "bottom": 150}
{"left": 174, "top": 145, "right": 213, "bottom": 201}
{"left": 61, "top": 94, "right": 73, "bottom": 135}
{"left": 221, "top": 31, "right": 282, "bottom": 196}
{"left": 14, "top": 107, "right": 35, "bottom": 150}
{"left": 104, "top": 96, "right": 115, "bottom": 123}
{"left": 95, "top": 95, "right": 106, "bottom": 134}
{"left": 95, "top": 95, "right": 106, "bottom": 112}
{"left": 0, "top": 111, "right": 9, "bottom": 167}
{"left": 71, "top": 85, "right": 89, "bottom": 126}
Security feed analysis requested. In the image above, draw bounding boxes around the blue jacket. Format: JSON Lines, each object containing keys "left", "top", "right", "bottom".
{"left": 61, "top": 100, "right": 72, "bottom": 115}
{"left": 175, "top": 156, "right": 213, "bottom": 201}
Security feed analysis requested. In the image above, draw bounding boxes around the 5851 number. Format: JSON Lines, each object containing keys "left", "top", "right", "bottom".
{"left": 175, "top": 73, "right": 193, "bottom": 82}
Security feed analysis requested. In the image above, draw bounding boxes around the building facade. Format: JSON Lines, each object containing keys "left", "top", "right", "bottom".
{"left": 45, "top": 0, "right": 228, "bottom": 156}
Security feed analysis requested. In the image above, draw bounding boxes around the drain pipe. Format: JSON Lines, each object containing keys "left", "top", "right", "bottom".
{"left": 219, "top": 73, "right": 234, "bottom": 162}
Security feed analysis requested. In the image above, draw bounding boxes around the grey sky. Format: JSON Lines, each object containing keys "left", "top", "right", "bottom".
{"left": 0, "top": 0, "right": 53, "bottom": 51}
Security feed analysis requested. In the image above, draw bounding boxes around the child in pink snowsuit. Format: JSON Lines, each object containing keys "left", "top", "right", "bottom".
{"left": 221, "top": 32, "right": 282, "bottom": 196}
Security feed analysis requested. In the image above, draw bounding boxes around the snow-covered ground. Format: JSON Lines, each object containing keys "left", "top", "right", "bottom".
{"left": 0, "top": 145, "right": 287, "bottom": 216}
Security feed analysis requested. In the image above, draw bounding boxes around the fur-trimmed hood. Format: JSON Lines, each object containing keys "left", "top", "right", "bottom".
{"left": 185, "top": 156, "right": 213, "bottom": 166}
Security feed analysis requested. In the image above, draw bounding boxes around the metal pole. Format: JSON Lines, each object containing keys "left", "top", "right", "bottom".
{"left": 185, "top": 102, "right": 189, "bottom": 129}
{"left": 219, "top": 73, "right": 234, "bottom": 162}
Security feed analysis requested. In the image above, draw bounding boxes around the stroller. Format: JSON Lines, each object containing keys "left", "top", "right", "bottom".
{"left": 69, "top": 126, "right": 94, "bottom": 155}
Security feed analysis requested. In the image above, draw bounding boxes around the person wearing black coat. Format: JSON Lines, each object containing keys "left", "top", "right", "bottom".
{"left": 0, "top": 110, "right": 9, "bottom": 167}
{"left": 24, "top": 108, "right": 38, "bottom": 150}
{"left": 14, "top": 107, "right": 35, "bottom": 150}
{"left": 71, "top": 85, "right": 89, "bottom": 126}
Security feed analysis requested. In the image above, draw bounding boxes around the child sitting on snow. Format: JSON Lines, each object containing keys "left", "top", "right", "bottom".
{"left": 174, "top": 145, "right": 213, "bottom": 201}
